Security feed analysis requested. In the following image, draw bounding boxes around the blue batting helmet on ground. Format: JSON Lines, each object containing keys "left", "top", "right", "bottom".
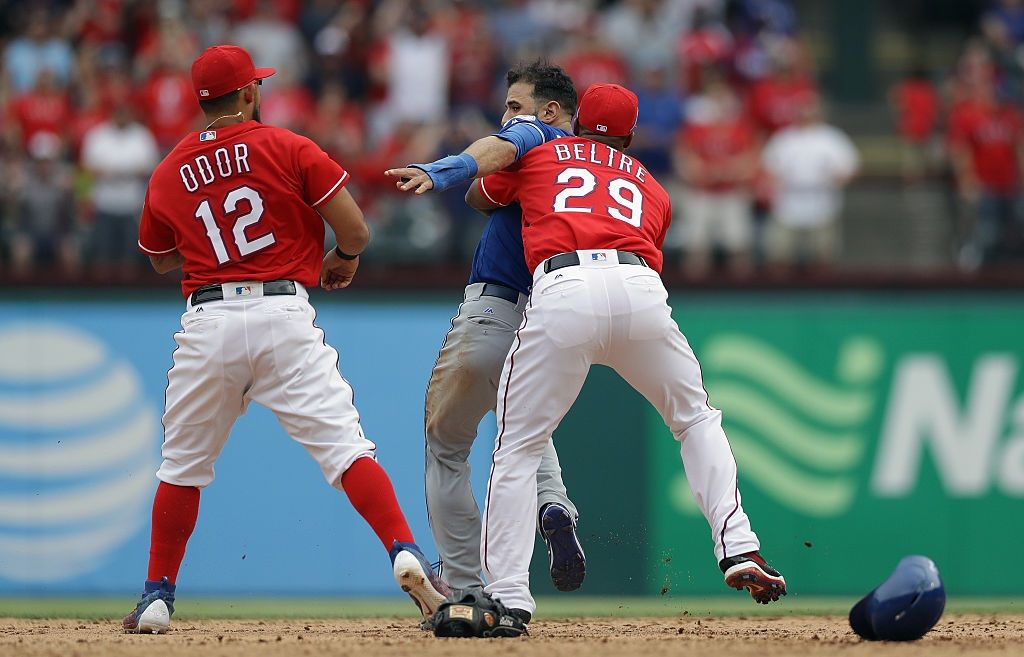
{"left": 849, "top": 555, "right": 946, "bottom": 641}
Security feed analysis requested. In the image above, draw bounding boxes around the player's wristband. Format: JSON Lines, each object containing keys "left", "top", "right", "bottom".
{"left": 409, "top": 153, "right": 479, "bottom": 192}
{"left": 334, "top": 245, "right": 360, "bottom": 260}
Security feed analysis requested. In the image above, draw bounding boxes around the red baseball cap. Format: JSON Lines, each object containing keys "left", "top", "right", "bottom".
{"left": 573, "top": 83, "right": 639, "bottom": 138}
{"left": 191, "top": 45, "right": 275, "bottom": 100}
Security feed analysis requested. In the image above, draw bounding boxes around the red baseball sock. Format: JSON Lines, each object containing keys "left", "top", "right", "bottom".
{"left": 341, "top": 457, "right": 415, "bottom": 548}
{"left": 147, "top": 482, "right": 201, "bottom": 583}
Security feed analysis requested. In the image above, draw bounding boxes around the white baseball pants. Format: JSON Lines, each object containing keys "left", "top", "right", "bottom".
{"left": 481, "top": 250, "right": 761, "bottom": 613}
{"left": 158, "top": 282, "right": 376, "bottom": 490}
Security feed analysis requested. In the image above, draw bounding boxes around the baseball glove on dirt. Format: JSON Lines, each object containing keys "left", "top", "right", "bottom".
{"left": 432, "top": 589, "right": 529, "bottom": 638}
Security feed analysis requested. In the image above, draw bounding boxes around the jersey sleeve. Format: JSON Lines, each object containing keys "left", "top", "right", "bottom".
{"left": 137, "top": 188, "right": 177, "bottom": 255}
{"left": 478, "top": 169, "right": 520, "bottom": 207}
{"left": 494, "top": 115, "right": 568, "bottom": 160}
{"left": 294, "top": 135, "right": 350, "bottom": 207}
{"left": 656, "top": 194, "right": 673, "bottom": 250}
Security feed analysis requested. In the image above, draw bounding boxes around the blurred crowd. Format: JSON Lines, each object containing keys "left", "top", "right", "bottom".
{"left": 0, "top": 0, "right": 1019, "bottom": 283}
{"left": 891, "top": 0, "right": 1024, "bottom": 270}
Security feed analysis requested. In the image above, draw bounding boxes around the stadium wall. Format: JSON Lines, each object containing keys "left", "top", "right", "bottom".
{"left": 0, "top": 291, "right": 1021, "bottom": 595}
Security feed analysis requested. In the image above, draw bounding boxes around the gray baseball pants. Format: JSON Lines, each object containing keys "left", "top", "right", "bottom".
{"left": 425, "top": 282, "right": 578, "bottom": 589}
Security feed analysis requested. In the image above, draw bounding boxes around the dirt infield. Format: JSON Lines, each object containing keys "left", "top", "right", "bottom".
{"left": 1, "top": 614, "right": 1021, "bottom": 657}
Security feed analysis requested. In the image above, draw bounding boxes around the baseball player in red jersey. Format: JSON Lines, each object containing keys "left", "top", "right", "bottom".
{"left": 123, "top": 45, "right": 449, "bottom": 634}
{"left": 464, "top": 84, "right": 786, "bottom": 630}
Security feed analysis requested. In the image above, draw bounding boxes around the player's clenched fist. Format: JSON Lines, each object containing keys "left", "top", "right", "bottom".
{"left": 321, "top": 249, "right": 360, "bottom": 290}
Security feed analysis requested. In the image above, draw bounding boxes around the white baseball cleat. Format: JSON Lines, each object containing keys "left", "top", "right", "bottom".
{"left": 123, "top": 577, "right": 175, "bottom": 634}
{"left": 390, "top": 541, "right": 452, "bottom": 620}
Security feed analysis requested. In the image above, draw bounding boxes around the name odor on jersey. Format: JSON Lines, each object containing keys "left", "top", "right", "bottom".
{"left": 178, "top": 143, "right": 252, "bottom": 192}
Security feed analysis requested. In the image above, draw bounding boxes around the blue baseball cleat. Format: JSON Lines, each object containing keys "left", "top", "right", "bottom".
{"left": 389, "top": 541, "right": 451, "bottom": 622}
{"left": 123, "top": 577, "right": 175, "bottom": 634}
{"left": 539, "top": 503, "right": 586, "bottom": 592}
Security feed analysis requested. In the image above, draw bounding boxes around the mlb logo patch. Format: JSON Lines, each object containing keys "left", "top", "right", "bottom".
{"left": 596, "top": 123, "right": 608, "bottom": 133}
{"left": 591, "top": 252, "right": 608, "bottom": 261}
{"left": 199, "top": 89, "right": 210, "bottom": 97}
{"left": 234, "top": 285, "right": 252, "bottom": 296}
{"left": 200, "top": 130, "right": 217, "bottom": 142}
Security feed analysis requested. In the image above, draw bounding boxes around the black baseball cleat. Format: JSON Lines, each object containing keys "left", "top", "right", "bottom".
{"left": 720, "top": 552, "right": 787, "bottom": 604}
{"left": 539, "top": 503, "right": 586, "bottom": 592}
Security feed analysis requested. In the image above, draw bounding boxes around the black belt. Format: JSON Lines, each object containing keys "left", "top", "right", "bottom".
{"left": 479, "top": 282, "right": 521, "bottom": 304}
{"left": 190, "top": 280, "right": 297, "bottom": 305}
{"left": 543, "top": 251, "right": 646, "bottom": 274}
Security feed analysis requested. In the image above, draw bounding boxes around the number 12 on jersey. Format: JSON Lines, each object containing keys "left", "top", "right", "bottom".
{"left": 194, "top": 185, "right": 275, "bottom": 264}
{"left": 552, "top": 167, "right": 644, "bottom": 227}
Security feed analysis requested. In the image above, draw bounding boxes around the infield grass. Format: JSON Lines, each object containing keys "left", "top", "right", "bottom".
{"left": 0, "top": 596, "right": 1022, "bottom": 619}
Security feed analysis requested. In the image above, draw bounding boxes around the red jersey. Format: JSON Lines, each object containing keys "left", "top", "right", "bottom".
{"left": 746, "top": 76, "right": 817, "bottom": 135}
{"left": 138, "top": 121, "right": 349, "bottom": 297}
{"left": 8, "top": 90, "right": 71, "bottom": 146}
{"left": 560, "top": 52, "right": 629, "bottom": 93}
{"left": 949, "top": 102, "right": 1023, "bottom": 193}
{"left": 138, "top": 70, "right": 201, "bottom": 150}
{"left": 680, "top": 118, "right": 757, "bottom": 192}
{"left": 479, "top": 137, "right": 672, "bottom": 273}
{"left": 678, "top": 28, "right": 733, "bottom": 92}
{"left": 893, "top": 79, "right": 938, "bottom": 142}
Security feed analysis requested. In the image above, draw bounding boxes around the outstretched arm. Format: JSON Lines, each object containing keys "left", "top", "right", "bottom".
{"left": 384, "top": 136, "right": 516, "bottom": 195}
{"left": 384, "top": 117, "right": 550, "bottom": 194}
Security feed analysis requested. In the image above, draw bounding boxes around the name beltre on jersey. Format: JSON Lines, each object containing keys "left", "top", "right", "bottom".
{"left": 553, "top": 141, "right": 648, "bottom": 183}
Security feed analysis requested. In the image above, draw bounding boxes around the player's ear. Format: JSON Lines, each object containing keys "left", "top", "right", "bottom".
{"left": 242, "top": 82, "right": 257, "bottom": 105}
{"left": 540, "top": 100, "right": 560, "bottom": 124}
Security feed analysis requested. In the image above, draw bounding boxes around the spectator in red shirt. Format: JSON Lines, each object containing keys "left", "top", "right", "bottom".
{"left": 138, "top": 60, "right": 201, "bottom": 152}
{"left": 7, "top": 69, "right": 71, "bottom": 149}
{"left": 674, "top": 75, "right": 758, "bottom": 276}
{"left": 890, "top": 67, "right": 939, "bottom": 182}
{"left": 948, "top": 78, "right": 1024, "bottom": 267}
{"left": 558, "top": 19, "right": 629, "bottom": 92}
{"left": 745, "top": 38, "right": 817, "bottom": 136}
{"left": 259, "top": 70, "right": 316, "bottom": 135}
{"left": 71, "top": 0, "right": 125, "bottom": 50}
{"left": 677, "top": 6, "right": 734, "bottom": 93}
{"left": 306, "top": 82, "right": 367, "bottom": 164}
{"left": 442, "top": 4, "right": 498, "bottom": 112}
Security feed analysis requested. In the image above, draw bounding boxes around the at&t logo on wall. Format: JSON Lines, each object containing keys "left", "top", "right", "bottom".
{"left": 0, "top": 324, "right": 158, "bottom": 583}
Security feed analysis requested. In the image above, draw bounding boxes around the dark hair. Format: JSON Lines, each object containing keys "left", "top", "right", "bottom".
{"left": 198, "top": 89, "right": 242, "bottom": 115}
{"left": 506, "top": 60, "right": 577, "bottom": 117}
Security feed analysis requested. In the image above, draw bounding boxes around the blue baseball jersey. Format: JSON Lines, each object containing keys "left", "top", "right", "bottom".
{"left": 469, "top": 117, "right": 570, "bottom": 294}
